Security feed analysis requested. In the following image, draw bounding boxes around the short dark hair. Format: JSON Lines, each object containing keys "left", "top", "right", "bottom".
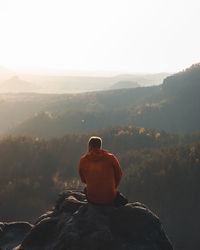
{"left": 88, "top": 136, "right": 102, "bottom": 149}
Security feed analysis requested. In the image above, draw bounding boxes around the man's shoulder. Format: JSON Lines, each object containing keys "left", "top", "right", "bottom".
{"left": 107, "top": 152, "right": 114, "bottom": 156}
{"left": 79, "top": 152, "right": 92, "bottom": 163}
{"left": 107, "top": 152, "right": 120, "bottom": 164}
{"left": 107, "top": 152, "right": 114, "bottom": 158}
{"left": 105, "top": 151, "right": 118, "bottom": 161}
{"left": 80, "top": 154, "right": 88, "bottom": 161}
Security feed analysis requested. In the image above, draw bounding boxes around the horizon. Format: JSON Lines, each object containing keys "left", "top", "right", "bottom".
{"left": 0, "top": 64, "right": 173, "bottom": 77}
{"left": 10, "top": 66, "right": 174, "bottom": 77}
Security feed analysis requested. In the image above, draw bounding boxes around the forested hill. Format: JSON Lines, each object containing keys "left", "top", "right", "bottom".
{"left": 1, "top": 127, "right": 200, "bottom": 250}
{"left": 163, "top": 63, "right": 200, "bottom": 95}
{"left": 4, "top": 63, "right": 200, "bottom": 137}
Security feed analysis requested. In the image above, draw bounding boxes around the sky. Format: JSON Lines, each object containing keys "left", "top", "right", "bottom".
{"left": 0, "top": 0, "right": 200, "bottom": 74}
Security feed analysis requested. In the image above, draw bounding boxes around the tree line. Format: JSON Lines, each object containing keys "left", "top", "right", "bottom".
{"left": 0, "top": 127, "right": 200, "bottom": 249}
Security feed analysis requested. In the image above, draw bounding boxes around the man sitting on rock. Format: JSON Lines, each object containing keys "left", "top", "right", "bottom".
{"left": 79, "top": 136, "right": 128, "bottom": 206}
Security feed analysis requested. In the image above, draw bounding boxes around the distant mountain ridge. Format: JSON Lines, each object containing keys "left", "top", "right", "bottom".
{"left": 1, "top": 63, "right": 200, "bottom": 136}
{"left": 110, "top": 80, "right": 140, "bottom": 89}
{"left": 0, "top": 65, "right": 170, "bottom": 93}
{"left": 0, "top": 76, "right": 39, "bottom": 93}
{"left": 0, "top": 65, "right": 15, "bottom": 80}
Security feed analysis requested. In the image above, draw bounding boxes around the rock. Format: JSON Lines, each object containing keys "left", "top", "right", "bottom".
{"left": 20, "top": 217, "right": 58, "bottom": 249}
{"left": 0, "top": 221, "right": 33, "bottom": 250}
{"left": 1, "top": 190, "right": 173, "bottom": 250}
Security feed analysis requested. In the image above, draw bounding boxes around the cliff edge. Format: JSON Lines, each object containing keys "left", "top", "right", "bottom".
{"left": 0, "top": 190, "right": 173, "bottom": 250}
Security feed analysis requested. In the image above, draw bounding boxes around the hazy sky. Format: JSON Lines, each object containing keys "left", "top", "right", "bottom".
{"left": 0, "top": 0, "right": 200, "bottom": 73}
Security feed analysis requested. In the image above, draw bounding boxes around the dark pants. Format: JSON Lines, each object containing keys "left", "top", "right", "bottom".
{"left": 113, "top": 191, "right": 128, "bottom": 207}
{"left": 83, "top": 188, "right": 128, "bottom": 207}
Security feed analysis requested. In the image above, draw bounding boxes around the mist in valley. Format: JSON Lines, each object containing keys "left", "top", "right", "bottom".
{"left": 0, "top": 65, "right": 170, "bottom": 94}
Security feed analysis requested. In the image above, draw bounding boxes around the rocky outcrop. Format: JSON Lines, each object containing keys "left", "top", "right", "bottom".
{"left": 0, "top": 221, "right": 32, "bottom": 250}
{"left": 0, "top": 190, "right": 173, "bottom": 250}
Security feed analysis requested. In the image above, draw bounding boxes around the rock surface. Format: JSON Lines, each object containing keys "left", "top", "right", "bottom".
{"left": 0, "top": 221, "right": 33, "bottom": 250}
{"left": 0, "top": 190, "right": 173, "bottom": 250}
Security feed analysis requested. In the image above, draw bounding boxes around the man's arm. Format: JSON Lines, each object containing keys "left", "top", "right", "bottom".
{"left": 78, "top": 159, "right": 86, "bottom": 184}
{"left": 112, "top": 155, "right": 122, "bottom": 187}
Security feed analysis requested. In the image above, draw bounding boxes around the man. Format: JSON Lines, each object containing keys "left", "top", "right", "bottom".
{"left": 79, "top": 136, "right": 127, "bottom": 206}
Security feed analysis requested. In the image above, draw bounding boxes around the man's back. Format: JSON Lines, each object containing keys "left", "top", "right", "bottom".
{"left": 79, "top": 148, "right": 122, "bottom": 204}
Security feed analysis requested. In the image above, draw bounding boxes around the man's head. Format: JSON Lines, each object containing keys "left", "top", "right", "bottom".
{"left": 88, "top": 136, "right": 102, "bottom": 151}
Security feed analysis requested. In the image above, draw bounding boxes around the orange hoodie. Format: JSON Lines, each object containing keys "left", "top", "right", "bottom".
{"left": 79, "top": 149, "right": 122, "bottom": 204}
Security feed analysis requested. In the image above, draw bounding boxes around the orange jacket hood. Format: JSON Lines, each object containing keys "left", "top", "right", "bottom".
{"left": 84, "top": 149, "right": 109, "bottom": 161}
